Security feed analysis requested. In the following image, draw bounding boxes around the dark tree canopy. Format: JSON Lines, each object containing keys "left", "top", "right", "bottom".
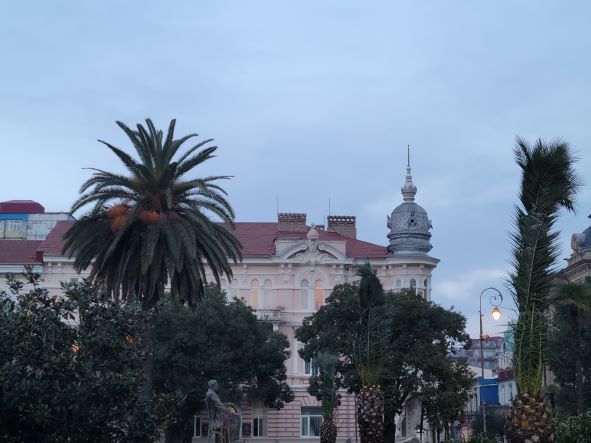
{"left": 154, "top": 285, "right": 294, "bottom": 441}
{"left": 296, "top": 283, "right": 470, "bottom": 442}
{"left": 0, "top": 271, "right": 151, "bottom": 442}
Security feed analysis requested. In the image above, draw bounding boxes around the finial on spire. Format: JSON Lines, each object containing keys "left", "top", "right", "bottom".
{"left": 401, "top": 145, "right": 417, "bottom": 202}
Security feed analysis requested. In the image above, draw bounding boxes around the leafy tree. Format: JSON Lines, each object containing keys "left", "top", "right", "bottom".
{"left": 62, "top": 119, "right": 241, "bottom": 412}
{"left": 0, "top": 270, "right": 151, "bottom": 442}
{"left": 506, "top": 138, "right": 581, "bottom": 443}
{"left": 153, "top": 285, "right": 294, "bottom": 443}
{"left": 548, "top": 281, "right": 591, "bottom": 416}
{"left": 297, "top": 283, "right": 470, "bottom": 443}
{"left": 421, "top": 357, "right": 474, "bottom": 441}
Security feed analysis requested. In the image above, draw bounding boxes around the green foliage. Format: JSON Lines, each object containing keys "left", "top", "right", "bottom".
{"left": 467, "top": 433, "right": 501, "bottom": 443}
{"left": 421, "top": 357, "right": 475, "bottom": 438}
{"left": 548, "top": 282, "right": 591, "bottom": 416}
{"left": 153, "top": 284, "right": 294, "bottom": 437}
{"left": 296, "top": 282, "right": 470, "bottom": 438}
{"left": 0, "top": 270, "right": 152, "bottom": 442}
{"left": 63, "top": 118, "right": 241, "bottom": 310}
{"left": 509, "top": 137, "right": 581, "bottom": 396}
{"left": 556, "top": 411, "right": 591, "bottom": 443}
{"left": 312, "top": 352, "right": 339, "bottom": 420}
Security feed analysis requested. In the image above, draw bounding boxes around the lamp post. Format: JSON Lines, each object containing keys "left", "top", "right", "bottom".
{"left": 479, "top": 287, "right": 503, "bottom": 434}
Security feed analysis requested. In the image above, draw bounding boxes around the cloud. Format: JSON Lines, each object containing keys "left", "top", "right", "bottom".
{"left": 435, "top": 267, "right": 507, "bottom": 300}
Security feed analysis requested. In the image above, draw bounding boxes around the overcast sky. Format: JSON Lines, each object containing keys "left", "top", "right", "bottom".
{"left": 2, "top": 1, "right": 590, "bottom": 337}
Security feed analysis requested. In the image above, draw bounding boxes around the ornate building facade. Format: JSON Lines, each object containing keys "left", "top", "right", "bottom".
{"left": 0, "top": 161, "right": 438, "bottom": 441}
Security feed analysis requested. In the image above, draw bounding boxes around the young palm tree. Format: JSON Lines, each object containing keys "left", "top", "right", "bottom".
{"left": 506, "top": 138, "right": 580, "bottom": 443}
{"left": 354, "top": 265, "right": 388, "bottom": 443}
{"left": 313, "top": 352, "right": 339, "bottom": 443}
{"left": 63, "top": 119, "right": 241, "bottom": 409}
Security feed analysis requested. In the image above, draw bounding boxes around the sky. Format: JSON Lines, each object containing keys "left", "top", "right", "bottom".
{"left": 1, "top": 1, "right": 590, "bottom": 337}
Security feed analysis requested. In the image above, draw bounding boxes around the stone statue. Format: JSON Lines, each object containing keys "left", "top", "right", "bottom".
{"left": 205, "top": 380, "right": 240, "bottom": 443}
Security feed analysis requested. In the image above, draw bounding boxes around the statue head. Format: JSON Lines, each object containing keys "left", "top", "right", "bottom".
{"left": 207, "top": 379, "right": 219, "bottom": 392}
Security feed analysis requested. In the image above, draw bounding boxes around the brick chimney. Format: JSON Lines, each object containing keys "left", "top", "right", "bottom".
{"left": 277, "top": 213, "right": 307, "bottom": 232}
{"left": 327, "top": 215, "right": 356, "bottom": 239}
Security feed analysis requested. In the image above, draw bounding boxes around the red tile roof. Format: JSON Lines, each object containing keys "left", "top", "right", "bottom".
{"left": 0, "top": 240, "right": 43, "bottom": 264}
{"left": 38, "top": 220, "right": 75, "bottom": 256}
{"left": 0, "top": 200, "right": 44, "bottom": 214}
{"left": 38, "top": 220, "right": 387, "bottom": 260}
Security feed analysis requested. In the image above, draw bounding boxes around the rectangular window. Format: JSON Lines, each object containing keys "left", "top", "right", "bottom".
{"left": 253, "top": 402, "right": 267, "bottom": 437}
{"left": 193, "top": 416, "right": 201, "bottom": 437}
{"left": 301, "top": 407, "right": 322, "bottom": 437}
{"left": 304, "top": 359, "right": 319, "bottom": 376}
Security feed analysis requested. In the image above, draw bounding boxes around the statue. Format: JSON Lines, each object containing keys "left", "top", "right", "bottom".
{"left": 205, "top": 380, "right": 240, "bottom": 443}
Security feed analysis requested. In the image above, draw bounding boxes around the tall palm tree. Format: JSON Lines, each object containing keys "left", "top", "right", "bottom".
{"left": 506, "top": 138, "right": 580, "bottom": 443}
{"left": 354, "top": 265, "right": 388, "bottom": 443}
{"left": 63, "top": 119, "right": 241, "bottom": 410}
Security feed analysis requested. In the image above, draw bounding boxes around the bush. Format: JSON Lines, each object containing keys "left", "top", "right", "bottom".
{"left": 556, "top": 411, "right": 591, "bottom": 443}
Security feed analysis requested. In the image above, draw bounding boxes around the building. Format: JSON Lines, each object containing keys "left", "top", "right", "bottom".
{"left": 560, "top": 216, "right": 591, "bottom": 283}
{"left": 0, "top": 201, "right": 74, "bottom": 289}
{"left": 0, "top": 160, "right": 438, "bottom": 442}
{"left": 455, "top": 336, "right": 504, "bottom": 376}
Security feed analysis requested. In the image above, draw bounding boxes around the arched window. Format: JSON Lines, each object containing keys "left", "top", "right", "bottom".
{"left": 395, "top": 279, "right": 402, "bottom": 290}
{"left": 410, "top": 279, "right": 416, "bottom": 290}
{"left": 299, "top": 280, "right": 310, "bottom": 311}
{"left": 314, "top": 280, "right": 324, "bottom": 309}
{"left": 251, "top": 280, "right": 259, "bottom": 309}
{"left": 262, "top": 279, "right": 273, "bottom": 307}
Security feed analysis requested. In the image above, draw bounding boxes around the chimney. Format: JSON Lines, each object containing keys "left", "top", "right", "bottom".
{"left": 277, "top": 213, "right": 307, "bottom": 232}
{"left": 327, "top": 215, "right": 356, "bottom": 239}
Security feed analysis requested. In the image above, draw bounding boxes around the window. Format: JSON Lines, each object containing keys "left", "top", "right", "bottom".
{"left": 252, "top": 402, "right": 267, "bottom": 437}
{"left": 410, "top": 279, "right": 416, "bottom": 290}
{"left": 299, "top": 280, "right": 311, "bottom": 311}
{"left": 251, "top": 280, "right": 259, "bottom": 309}
{"left": 193, "top": 416, "right": 201, "bottom": 437}
{"left": 395, "top": 279, "right": 402, "bottom": 290}
{"left": 262, "top": 279, "right": 274, "bottom": 308}
{"left": 304, "top": 358, "right": 319, "bottom": 376}
{"left": 314, "top": 280, "right": 324, "bottom": 309}
{"left": 301, "top": 407, "right": 322, "bottom": 437}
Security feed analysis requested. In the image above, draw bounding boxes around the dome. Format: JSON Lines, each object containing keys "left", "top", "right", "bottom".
{"left": 386, "top": 157, "right": 433, "bottom": 255}
{"left": 574, "top": 221, "right": 591, "bottom": 253}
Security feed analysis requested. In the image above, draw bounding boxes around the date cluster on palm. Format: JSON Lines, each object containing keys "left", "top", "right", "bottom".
{"left": 320, "top": 418, "right": 337, "bottom": 443}
{"left": 357, "top": 385, "right": 384, "bottom": 443}
{"left": 506, "top": 393, "right": 555, "bottom": 443}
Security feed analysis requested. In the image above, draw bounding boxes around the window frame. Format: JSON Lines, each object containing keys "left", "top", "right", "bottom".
{"left": 301, "top": 406, "right": 322, "bottom": 437}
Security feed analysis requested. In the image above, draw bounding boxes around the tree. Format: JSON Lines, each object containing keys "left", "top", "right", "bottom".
{"left": 312, "top": 352, "right": 339, "bottom": 443}
{"left": 354, "top": 266, "right": 389, "bottom": 443}
{"left": 153, "top": 285, "right": 294, "bottom": 443}
{"left": 62, "top": 119, "right": 241, "bottom": 412}
{"left": 506, "top": 138, "right": 581, "bottom": 443}
{"left": 548, "top": 281, "right": 591, "bottom": 416}
{"left": 0, "top": 270, "right": 151, "bottom": 442}
{"left": 297, "top": 283, "right": 470, "bottom": 443}
{"left": 420, "top": 357, "right": 474, "bottom": 442}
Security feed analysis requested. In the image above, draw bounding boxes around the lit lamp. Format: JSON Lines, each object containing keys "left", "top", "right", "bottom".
{"left": 479, "top": 287, "right": 503, "bottom": 434}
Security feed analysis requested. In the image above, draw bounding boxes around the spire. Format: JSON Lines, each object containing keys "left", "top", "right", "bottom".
{"left": 401, "top": 144, "right": 417, "bottom": 202}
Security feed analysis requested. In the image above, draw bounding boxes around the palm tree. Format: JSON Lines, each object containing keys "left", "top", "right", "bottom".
{"left": 354, "top": 265, "right": 388, "bottom": 443}
{"left": 63, "top": 119, "right": 241, "bottom": 411}
{"left": 313, "top": 352, "right": 339, "bottom": 443}
{"left": 549, "top": 281, "right": 591, "bottom": 414}
{"left": 506, "top": 138, "right": 581, "bottom": 443}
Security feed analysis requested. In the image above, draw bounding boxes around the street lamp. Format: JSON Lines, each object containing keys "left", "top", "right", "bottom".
{"left": 479, "top": 287, "right": 503, "bottom": 434}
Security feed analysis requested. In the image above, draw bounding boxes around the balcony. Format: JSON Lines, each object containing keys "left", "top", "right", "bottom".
{"left": 255, "top": 307, "right": 282, "bottom": 331}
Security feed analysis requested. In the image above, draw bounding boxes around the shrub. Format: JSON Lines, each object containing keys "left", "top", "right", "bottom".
{"left": 556, "top": 411, "right": 591, "bottom": 443}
